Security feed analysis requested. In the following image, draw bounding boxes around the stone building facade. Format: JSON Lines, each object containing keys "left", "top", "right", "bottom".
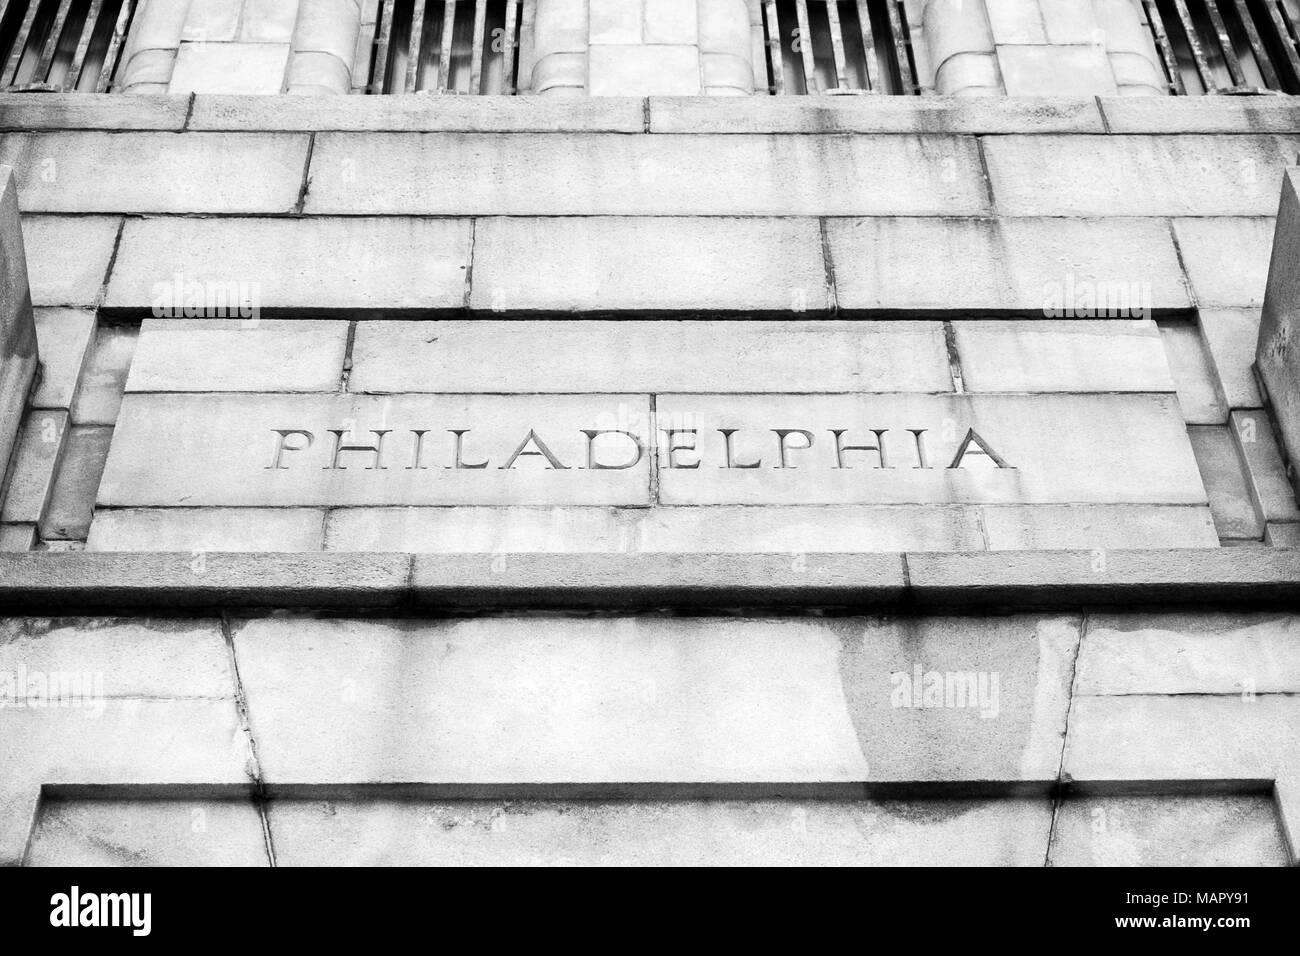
{"left": 0, "top": 0, "right": 1299, "bottom": 865}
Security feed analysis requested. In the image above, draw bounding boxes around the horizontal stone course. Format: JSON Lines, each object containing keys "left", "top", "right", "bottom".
{"left": 127, "top": 320, "right": 349, "bottom": 393}
{"left": 231, "top": 613, "right": 1075, "bottom": 784}
{"left": 0, "top": 94, "right": 189, "bottom": 130}
{"left": 983, "top": 135, "right": 1300, "bottom": 216}
{"left": 104, "top": 216, "right": 472, "bottom": 312}
{"left": 0, "top": 548, "right": 1296, "bottom": 612}
{"left": 1172, "top": 217, "right": 1275, "bottom": 308}
{"left": 0, "top": 131, "right": 309, "bottom": 213}
{"left": 349, "top": 320, "right": 949, "bottom": 392}
{"left": 19, "top": 216, "right": 119, "bottom": 307}
{"left": 827, "top": 217, "right": 1190, "bottom": 313}
{"left": 1098, "top": 96, "right": 1300, "bottom": 134}
{"left": 468, "top": 216, "right": 831, "bottom": 314}
{"left": 87, "top": 508, "right": 326, "bottom": 552}
{"left": 304, "top": 132, "right": 991, "bottom": 216}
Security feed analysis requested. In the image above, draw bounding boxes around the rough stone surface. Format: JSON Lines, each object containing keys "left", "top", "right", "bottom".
{"left": 952, "top": 320, "right": 1173, "bottom": 393}
{"left": 126, "top": 320, "right": 349, "bottom": 393}
{"left": 0, "top": 166, "right": 37, "bottom": 503}
{"left": 468, "top": 217, "right": 831, "bottom": 313}
{"left": 19, "top": 216, "right": 119, "bottom": 307}
{"left": 1257, "top": 168, "right": 1300, "bottom": 494}
{"left": 348, "top": 320, "right": 949, "bottom": 393}
{"left": 0, "top": 132, "right": 309, "bottom": 213}
{"left": 1200, "top": 309, "right": 1263, "bottom": 409}
{"left": 983, "top": 135, "right": 1300, "bottom": 216}
{"left": 305, "top": 132, "right": 990, "bottom": 216}
{"left": 87, "top": 508, "right": 326, "bottom": 552}
{"left": 105, "top": 217, "right": 472, "bottom": 312}
{"left": 70, "top": 325, "right": 137, "bottom": 426}
{"left": 1077, "top": 611, "right": 1300, "bottom": 696}
{"left": 1188, "top": 424, "right": 1261, "bottom": 541}
{"left": 1099, "top": 96, "right": 1300, "bottom": 133}
{"left": 978, "top": 504, "right": 1218, "bottom": 551}
{"left": 1172, "top": 218, "right": 1275, "bottom": 309}
{"left": 1158, "top": 319, "right": 1227, "bottom": 425}
{"left": 827, "top": 217, "right": 1190, "bottom": 312}
{"left": 0, "top": 94, "right": 188, "bottom": 130}
{"left": 27, "top": 797, "right": 269, "bottom": 867}
{"left": 267, "top": 796, "right": 1051, "bottom": 866}
{"left": 41, "top": 426, "right": 113, "bottom": 540}
{"left": 1231, "top": 409, "right": 1300, "bottom": 524}
{"left": 0, "top": 410, "right": 67, "bottom": 524}
{"left": 31, "top": 309, "right": 94, "bottom": 410}
{"left": 232, "top": 614, "right": 1075, "bottom": 784}
{"left": 647, "top": 96, "right": 1105, "bottom": 133}
{"left": 1049, "top": 795, "right": 1287, "bottom": 867}
{"left": 324, "top": 505, "right": 985, "bottom": 553}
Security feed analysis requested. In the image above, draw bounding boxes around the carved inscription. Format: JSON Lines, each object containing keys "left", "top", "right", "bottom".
{"left": 265, "top": 426, "right": 1012, "bottom": 472}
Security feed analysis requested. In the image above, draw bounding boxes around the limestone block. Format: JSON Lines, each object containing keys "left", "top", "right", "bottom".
{"left": 287, "top": 50, "right": 352, "bottom": 95}
{"left": 0, "top": 523, "right": 34, "bottom": 550}
{"left": 31, "top": 310, "right": 94, "bottom": 410}
{"left": 305, "top": 131, "right": 990, "bottom": 217}
{"left": 19, "top": 215, "right": 119, "bottom": 307}
{"left": 28, "top": 797, "right": 268, "bottom": 867}
{"left": 984, "top": 135, "right": 1300, "bottom": 217}
{"left": 1187, "top": 424, "right": 1261, "bottom": 540}
{"left": 1041, "top": 0, "right": 1100, "bottom": 43}
{"left": 1200, "top": 310, "right": 1263, "bottom": 409}
{"left": 0, "top": 132, "right": 308, "bottom": 214}
{"left": 1231, "top": 409, "right": 1300, "bottom": 523}
{"left": 1050, "top": 795, "right": 1287, "bottom": 867}
{"left": 105, "top": 216, "right": 472, "bottom": 312}
{"left": 531, "top": 0, "right": 589, "bottom": 94}
{"left": 646, "top": 95, "right": 1104, "bottom": 134}
{"left": 268, "top": 797, "right": 1050, "bottom": 866}
{"left": 1159, "top": 319, "right": 1227, "bottom": 425}
{"left": 287, "top": 0, "right": 360, "bottom": 94}
{"left": 1100, "top": 97, "right": 1300, "bottom": 133}
{"left": 87, "top": 507, "right": 325, "bottom": 551}
{"left": 1077, "top": 611, "right": 1300, "bottom": 696}
{"left": 168, "top": 41, "right": 291, "bottom": 94}
{"left": 588, "top": 45, "right": 702, "bottom": 96}
{"left": 0, "top": 410, "right": 67, "bottom": 524}
{"left": 118, "top": 0, "right": 193, "bottom": 91}
{"left": 231, "top": 613, "right": 1075, "bottom": 784}
{"left": 348, "top": 320, "right": 949, "bottom": 393}
{"left": 951, "top": 320, "right": 1174, "bottom": 393}
{"left": 41, "top": 425, "right": 112, "bottom": 539}
{"left": 827, "top": 216, "right": 1189, "bottom": 312}
{"left": 0, "top": 93, "right": 188, "bottom": 130}
{"left": 126, "top": 320, "right": 349, "bottom": 393}
{"left": 1173, "top": 217, "right": 1275, "bottom": 308}
{"left": 1257, "top": 168, "right": 1300, "bottom": 491}
{"left": 119, "top": 50, "right": 178, "bottom": 91}
{"left": 70, "top": 324, "right": 137, "bottom": 426}
{"left": 997, "top": 44, "right": 1117, "bottom": 96}
{"left": 1092, "top": 0, "right": 1165, "bottom": 96}
{"left": 324, "top": 504, "right": 985, "bottom": 553}
{"left": 984, "top": 0, "right": 1047, "bottom": 45}
{"left": 979, "top": 504, "right": 1218, "bottom": 550}
{"left": 182, "top": 0, "right": 242, "bottom": 41}
{"left": 925, "top": 0, "right": 1000, "bottom": 95}
{"left": 243, "top": 0, "right": 303, "bottom": 43}
{"left": 0, "top": 166, "right": 37, "bottom": 503}
{"left": 590, "top": 0, "right": 643, "bottom": 44}
{"left": 468, "top": 216, "right": 830, "bottom": 313}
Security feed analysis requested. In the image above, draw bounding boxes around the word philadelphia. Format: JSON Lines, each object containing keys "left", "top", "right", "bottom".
{"left": 265, "top": 426, "right": 1013, "bottom": 472}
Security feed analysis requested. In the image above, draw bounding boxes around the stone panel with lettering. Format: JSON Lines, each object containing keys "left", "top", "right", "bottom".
{"left": 98, "top": 394, "right": 655, "bottom": 507}
{"left": 654, "top": 393, "right": 1205, "bottom": 505}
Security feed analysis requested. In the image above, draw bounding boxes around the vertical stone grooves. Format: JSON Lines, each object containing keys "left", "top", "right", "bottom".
{"left": 220, "top": 612, "right": 277, "bottom": 868}
{"left": 818, "top": 217, "right": 837, "bottom": 314}
{"left": 1166, "top": 219, "right": 1198, "bottom": 308}
{"left": 1094, "top": 95, "right": 1112, "bottom": 134}
{"left": 97, "top": 217, "right": 127, "bottom": 307}
{"left": 648, "top": 393, "right": 660, "bottom": 504}
{"left": 339, "top": 319, "right": 358, "bottom": 391}
{"left": 974, "top": 136, "right": 997, "bottom": 213}
{"left": 463, "top": 217, "right": 477, "bottom": 311}
{"left": 293, "top": 131, "right": 316, "bottom": 215}
{"left": 1044, "top": 610, "right": 1087, "bottom": 867}
{"left": 942, "top": 321, "right": 965, "bottom": 393}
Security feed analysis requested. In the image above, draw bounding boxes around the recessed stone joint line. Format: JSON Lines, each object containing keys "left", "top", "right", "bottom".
{"left": 96, "top": 217, "right": 127, "bottom": 308}
{"left": 293, "top": 131, "right": 316, "bottom": 216}
{"left": 1166, "top": 218, "right": 1199, "bottom": 308}
{"left": 942, "top": 321, "right": 965, "bottom": 393}
{"left": 339, "top": 320, "right": 358, "bottom": 392}
{"left": 642, "top": 98, "right": 651, "bottom": 133}
{"left": 463, "top": 217, "right": 477, "bottom": 311}
{"left": 181, "top": 92, "right": 196, "bottom": 130}
{"left": 974, "top": 136, "right": 997, "bottom": 213}
{"left": 220, "top": 612, "right": 277, "bottom": 867}
{"left": 1094, "top": 95, "right": 1112, "bottom": 134}
{"left": 818, "top": 217, "right": 837, "bottom": 315}
{"left": 1045, "top": 610, "right": 1087, "bottom": 867}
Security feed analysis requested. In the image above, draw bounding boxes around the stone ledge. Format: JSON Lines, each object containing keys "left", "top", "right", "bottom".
{"left": 0, "top": 93, "right": 1298, "bottom": 136}
{"left": 0, "top": 549, "right": 1297, "bottom": 612}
